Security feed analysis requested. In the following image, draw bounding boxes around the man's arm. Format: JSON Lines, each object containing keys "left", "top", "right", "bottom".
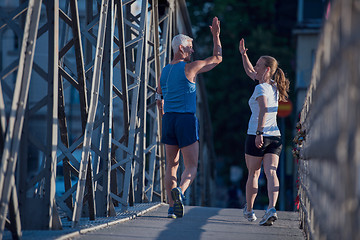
{"left": 239, "top": 38, "right": 256, "bottom": 80}
{"left": 156, "top": 74, "right": 164, "bottom": 115}
{"left": 185, "top": 17, "right": 222, "bottom": 81}
{"left": 197, "top": 31, "right": 222, "bottom": 74}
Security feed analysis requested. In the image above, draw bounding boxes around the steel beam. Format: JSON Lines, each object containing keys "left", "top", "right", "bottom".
{"left": 95, "top": 0, "right": 114, "bottom": 217}
{"left": 72, "top": 0, "right": 110, "bottom": 227}
{"left": 0, "top": 0, "right": 216, "bottom": 236}
{"left": 0, "top": 0, "right": 42, "bottom": 236}
{"left": 44, "top": 0, "right": 61, "bottom": 230}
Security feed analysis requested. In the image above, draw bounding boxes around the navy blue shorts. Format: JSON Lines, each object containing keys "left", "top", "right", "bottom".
{"left": 161, "top": 112, "right": 199, "bottom": 148}
{"left": 245, "top": 135, "right": 282, "bottom": 157}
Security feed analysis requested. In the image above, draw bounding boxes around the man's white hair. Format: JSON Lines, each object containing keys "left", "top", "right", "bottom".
{"left": 171, "top": 34, "right": 193, "bottom": 53}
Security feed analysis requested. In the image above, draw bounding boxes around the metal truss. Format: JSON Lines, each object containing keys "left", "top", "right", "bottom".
{"left": 0, "top": 0, "right": 44, "bottom": 238}
{"left": 0, "top": 0, "right": 216, "bottom": 237}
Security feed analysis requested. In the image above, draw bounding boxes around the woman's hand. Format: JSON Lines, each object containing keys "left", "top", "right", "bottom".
{"left": 209, "top": 17, "right": 220, "bottom": 36}
{"left": 255, "top": 135, "right": 264, "bottom": 149}
{"left": 239, "top": 38, "right": 248, "bottom": 55}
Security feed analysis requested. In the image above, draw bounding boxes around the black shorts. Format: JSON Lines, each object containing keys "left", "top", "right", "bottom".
{"left": 245, "top": 135, "right": 282, "bottom": 157}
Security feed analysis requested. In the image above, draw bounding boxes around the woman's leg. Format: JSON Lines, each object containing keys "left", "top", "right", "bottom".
{"left": 263, "top": 153, "right": 280, "bottom": 209}
{"left": 165, "top": 144, "right": 180, "bottom": 207}
{"left": 245, "top": 154, "right": 262, "bottom": 211}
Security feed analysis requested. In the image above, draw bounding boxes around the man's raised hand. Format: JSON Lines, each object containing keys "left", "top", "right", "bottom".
{"left": 209, "top": 17, "right": 220, "bottom": 36}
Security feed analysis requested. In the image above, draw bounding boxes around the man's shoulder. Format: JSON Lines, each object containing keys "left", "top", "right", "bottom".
{"left": 184, "top": 60, "right": 202, "bottom": 69}
{"left": 162, "top": 63, "right": 173, "bottom": 71}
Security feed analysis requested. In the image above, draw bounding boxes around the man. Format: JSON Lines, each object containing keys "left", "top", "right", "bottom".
{"left": 156, "top": 17, "right": 222, "bottom": 218}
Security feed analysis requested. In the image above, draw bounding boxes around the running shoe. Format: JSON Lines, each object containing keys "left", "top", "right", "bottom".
{"left": 168, "top": 207, "right": 176, "bottom": 219}
{"left": 243, "top": 203, "right": 257, "bottom": 222}
{"left": 259, "top": 207, "right": 278, "bottom": 226}
{"left": 171, "top": 187, "right": 184, "bottom": 218}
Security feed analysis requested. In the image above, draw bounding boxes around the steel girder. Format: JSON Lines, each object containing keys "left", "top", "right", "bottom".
{"left": 0, "top": 0, "right": 180, "bottom": 235}
{"left": 0, "top": 0, "right": 217, "bottom": 237}
{"left": 0, "top": 0, "right": 44, "bottom": 237}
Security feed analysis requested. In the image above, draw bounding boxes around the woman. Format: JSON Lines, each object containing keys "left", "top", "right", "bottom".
{"left": 239, "top": 38, "right": 290, "bottom": 226}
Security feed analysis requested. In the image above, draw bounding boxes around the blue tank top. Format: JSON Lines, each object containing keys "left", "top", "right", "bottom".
{"left": 160, "top": 62, "right": 196, "bottom": 113}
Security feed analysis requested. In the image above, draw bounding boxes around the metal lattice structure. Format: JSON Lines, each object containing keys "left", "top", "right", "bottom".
{"left": 0, "top": 0, "right": 217, "bottom": 238}
{"left": 296, "top": 0, "right": 360, "bottom": 239}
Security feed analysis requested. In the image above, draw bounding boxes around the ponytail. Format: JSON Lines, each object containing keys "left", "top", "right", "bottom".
{"left": 261, "top": 56, "right": 290, "bottom": 102}
{"left": 273, "top": 67, "right": 289, "bottom": 102}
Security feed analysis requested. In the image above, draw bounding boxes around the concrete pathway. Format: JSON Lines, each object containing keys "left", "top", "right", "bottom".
{"left": 73, "top": 204, "right": 304, "bottom": 240}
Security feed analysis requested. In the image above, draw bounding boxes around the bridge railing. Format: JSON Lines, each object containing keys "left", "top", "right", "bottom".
{"left": 0, "top": 0, "right": 216, "bottom": 238}
{"left": 296, "top": 0, "right": 360, "bottom": 239}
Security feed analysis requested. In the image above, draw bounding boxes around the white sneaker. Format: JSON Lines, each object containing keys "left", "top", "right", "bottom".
{"left": 243, "top": 203, "right": 257, "bottom": 222}
{"left": 259, "top": 207, "right": 278, "bottom": 226}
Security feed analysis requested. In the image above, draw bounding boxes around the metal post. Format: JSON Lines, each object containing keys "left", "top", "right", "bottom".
{"left": 144, "top": 0, "right": 164, "bottom": 202}
{"left": 158, "top": 5, "right": 171, "bottom": 203}
{"left": 0, "top": 0, "right": 42, "bottom": 236}
{"left": 72, "top": 0, "right": 109, "bottom": 227}
{"left": 119, "top": 0, "right": 148, "bottom": 207}
{"left": 45, "top": 0, "right": 61, "bottom": 229}
{"left": 96, "top": 0, "right": 114, "bottom": 217}
{"left": 0, "top": 81, "right": 6, "bottom": 154}
{"left": 279, "top": 117, "right": 285, "bottom": 210}
{"left": 111, "top": 0, "right": 131, "bottom": 207}
{"left": 69, "top": 0, "right": 89, "bottom": 131}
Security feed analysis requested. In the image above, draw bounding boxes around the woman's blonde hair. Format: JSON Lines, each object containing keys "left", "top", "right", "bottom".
{"left": 261, "top": 56, "right": 290, "bottom": 102}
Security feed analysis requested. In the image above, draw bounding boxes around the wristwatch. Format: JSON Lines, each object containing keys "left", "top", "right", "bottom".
{"left": 256, "top": 130, "right": 264, "bottom": 135}
{"left": 155, "top": 87, "right": 163, "bottom": 101}
{"left": 155, "top": 92, "right": 163, "bottom": 100}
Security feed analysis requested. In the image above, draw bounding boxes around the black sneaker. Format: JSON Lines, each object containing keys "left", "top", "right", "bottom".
{"left": 171, "top": 187, "right": 184, "bottom": 218}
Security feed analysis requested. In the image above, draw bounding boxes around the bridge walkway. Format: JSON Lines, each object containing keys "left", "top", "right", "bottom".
{"left": 74, "top": 204, "right": 304, "bottom": 240}
{"left": 10, "top": 203, "right": 304, "bottom": 240}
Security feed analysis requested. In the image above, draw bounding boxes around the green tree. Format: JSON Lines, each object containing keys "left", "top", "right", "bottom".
{"left": 187, "top": 0, "right": 297, "bottom": 208}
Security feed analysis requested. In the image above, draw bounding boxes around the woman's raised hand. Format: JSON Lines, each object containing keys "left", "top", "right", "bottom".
{"left": 239, "top": 38, "right": 247, "bottom": 55}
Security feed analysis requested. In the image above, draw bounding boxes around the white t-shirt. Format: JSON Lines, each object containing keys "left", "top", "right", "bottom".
{"left": 247, "top": 82, "right": 281, "bottom": 136}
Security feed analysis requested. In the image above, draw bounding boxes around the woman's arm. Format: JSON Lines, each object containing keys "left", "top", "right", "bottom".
{"left": 239, "top": 38, "right": 256, "bottom": 80}
{"left": 255, "top": 95, "right": 267, "bottom": 148}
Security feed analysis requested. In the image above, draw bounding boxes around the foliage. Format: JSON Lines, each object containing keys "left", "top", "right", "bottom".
{"left": 187, "top": 0, "right": 297, "bottom": 186}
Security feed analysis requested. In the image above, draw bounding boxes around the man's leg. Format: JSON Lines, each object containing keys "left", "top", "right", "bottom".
{"left": 165, "top": 144, "right": 180, "bottom": 207}
{"left": 263, "top": 153, "right": 280, "bottom": 209}
{"left": 245, "top": 154, "right": 262, "bottom": 211}
{"left": 179, "top": 141, "right": 199, "bottom": 193}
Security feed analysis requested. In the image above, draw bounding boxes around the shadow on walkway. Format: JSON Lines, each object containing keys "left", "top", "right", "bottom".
{"left": 156, "top": 206, "right": 220, "bottom": 240}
